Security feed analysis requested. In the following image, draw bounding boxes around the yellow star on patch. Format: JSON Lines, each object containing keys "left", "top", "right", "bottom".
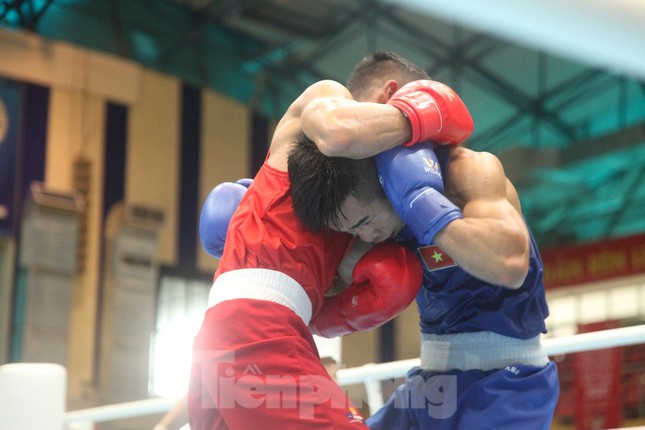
{"left": 432, "top": 251, "right": 443, "bottom": 262}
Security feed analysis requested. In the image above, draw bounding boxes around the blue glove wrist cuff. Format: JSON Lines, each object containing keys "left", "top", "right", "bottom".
{"left": 402, "top": 188, "right": 463, "bottom": 245}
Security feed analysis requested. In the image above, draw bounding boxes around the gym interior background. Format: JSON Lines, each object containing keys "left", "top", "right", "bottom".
{"left": 0, "top": 1, "right": 644, "bottom": 429}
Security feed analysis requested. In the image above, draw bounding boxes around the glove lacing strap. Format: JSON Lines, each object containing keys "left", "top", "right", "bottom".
{"left": 208, "top": 268, "right": 313, "bottom": 325}
{"left": 420, "top": 331, "right": 549, "bottom": 372}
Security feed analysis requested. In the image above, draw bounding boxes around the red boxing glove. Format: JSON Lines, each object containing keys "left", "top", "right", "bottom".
{"left": 388, "top": 79, "right": 474, "bottom": 147}
{"left": 310, "top": 241, "right": 423, "bottom": 338}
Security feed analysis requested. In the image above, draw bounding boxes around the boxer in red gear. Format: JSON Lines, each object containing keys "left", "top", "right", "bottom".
{"left": 188, "top": 51, "right": 469, "bottom": 430}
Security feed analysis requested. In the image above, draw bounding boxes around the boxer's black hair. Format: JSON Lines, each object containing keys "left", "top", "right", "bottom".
{"left": 288, "top": 134, "right": 381, "bottom": 233}
{"left": 347, "top": 51, "right": 429, "bottom": 98}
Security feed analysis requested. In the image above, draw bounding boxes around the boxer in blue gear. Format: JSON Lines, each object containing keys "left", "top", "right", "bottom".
{"left": 374, "top": 144, "right": 558, "bottom": 429}
{"left": 288, "top": 140, "right": 560, "bottom": 429}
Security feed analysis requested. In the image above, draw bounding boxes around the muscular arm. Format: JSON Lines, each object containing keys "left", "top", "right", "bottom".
{"left": 435, "top": 149, "right": 530, "bottom": 289}
{"left": 268, "top": 80, "right": 410, "bottom": 169}
{"left": 300, "top": 82, "right": 411, "bottom": 159}
{"left": 273, "top": 79, "right": 472, "bottom": 165}
{"left": 306, "top": 79, "right": 474, "bottom": 156}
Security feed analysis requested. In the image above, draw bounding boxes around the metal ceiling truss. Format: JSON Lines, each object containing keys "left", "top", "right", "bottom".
{"left": 0, "top": 0, "right": 55, "bottom": 30}
{"left": 241, "top": 1, "right": 381, "bottom": 116}
{"left": 1, "top": 0, "right": 644, "bottom": 247}
{"left": 377, "top": 8, "right": 582, "bottom": 148}
{"left": 603, "top": 162, "right": 645, "bottom": 237}
{"left": 469, "top": 69, "right": 611, "bottom": 152}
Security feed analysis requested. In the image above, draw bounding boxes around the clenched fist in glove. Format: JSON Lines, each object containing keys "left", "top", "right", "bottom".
{"left": 310, "top": 241, "right": 423, "bottom": 338}
{"left": 388, "top": 79, "right": 474, "bottom": 147}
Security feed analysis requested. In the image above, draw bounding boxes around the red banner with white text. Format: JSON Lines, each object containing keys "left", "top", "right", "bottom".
{"left": 541, "top": 233, "right": 645, "bottom": 289}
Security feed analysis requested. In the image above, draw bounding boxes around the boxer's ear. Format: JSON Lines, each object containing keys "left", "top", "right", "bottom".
{"left": 382, "top": 80, "right": 399, "bottom": 101}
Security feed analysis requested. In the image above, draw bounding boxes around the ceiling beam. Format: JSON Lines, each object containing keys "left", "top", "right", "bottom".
{"left": 562, "top": 122, "right": 645, "bottom": 164}
{"left": 603, "top": 162, "right": 645, "bottom": 236}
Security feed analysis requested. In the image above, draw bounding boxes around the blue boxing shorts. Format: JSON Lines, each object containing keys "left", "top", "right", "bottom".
{"left": 366, "top": 361, "right": 559, "bottom": 430}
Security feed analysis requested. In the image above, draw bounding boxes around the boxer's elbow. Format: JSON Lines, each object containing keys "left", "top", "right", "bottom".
{"left": 497, "top": 246, "right": 530, "bottom": 289}
{"left": 498, "top": 258, "right": 529, "bottom": 289}
{"left": 315, "top": 127, "right": 355, "bottom": 157}
{"left": 302, "top": 101, "right": 359, "bottom": 157}
{"left": 497, "top": 223, "right": 531, "bottom": 289}
{"left": 314, "top": 119, "right": 358, "bottom": 157}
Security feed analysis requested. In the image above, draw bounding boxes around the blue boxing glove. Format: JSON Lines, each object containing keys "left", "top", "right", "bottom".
{"left": 235, "top": 178, "right": 253, "bottom": 188}
{"left": 199, "top": 179, "right": 252, "bottom": 258}
{"left": 375, "top": 143, "right": 462, "bottom": 245}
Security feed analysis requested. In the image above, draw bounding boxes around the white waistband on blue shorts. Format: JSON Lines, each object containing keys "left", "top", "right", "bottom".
{"left": 420, "top": 331, "right": 549, "bottom": 372}
{"left": 208, "top": 268, "right": 313, "bottom": 326}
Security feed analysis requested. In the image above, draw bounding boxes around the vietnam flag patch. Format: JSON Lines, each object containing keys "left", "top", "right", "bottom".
{"left": 418, "top": 245, "right": 457, "bottom": 271}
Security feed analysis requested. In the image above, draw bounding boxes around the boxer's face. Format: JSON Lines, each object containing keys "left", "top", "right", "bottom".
{"left": 334, "top": 195, "right": 404, "bottom": 243}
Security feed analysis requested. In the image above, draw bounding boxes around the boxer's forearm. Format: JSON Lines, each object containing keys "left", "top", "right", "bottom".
{"left": 435, "top": 204, "right": 529, "bottom": 289}
{"left": 302, "top": 98, "right": 410, "bottom": 159}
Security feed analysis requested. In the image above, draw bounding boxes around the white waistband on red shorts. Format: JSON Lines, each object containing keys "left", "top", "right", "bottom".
{"left": 420, "top": 331, "right": 549, "bottom": 372}
{"left": 208, "top": 268, "right": 313, "bottom": 325}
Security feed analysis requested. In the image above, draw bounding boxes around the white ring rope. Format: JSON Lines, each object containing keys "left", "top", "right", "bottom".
{"left": 336, "top": 324, "right": 645, "bottom": 386}
{"left": 64, "top": 397, "right": 178, "bottom": 424}
{"left": 61, "top": 324, "right": 645, "bottom": 426}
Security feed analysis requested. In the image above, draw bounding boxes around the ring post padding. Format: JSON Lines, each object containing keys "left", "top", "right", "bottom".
{"left": 0, "top": 363, "right": 66, "bottom": 430}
